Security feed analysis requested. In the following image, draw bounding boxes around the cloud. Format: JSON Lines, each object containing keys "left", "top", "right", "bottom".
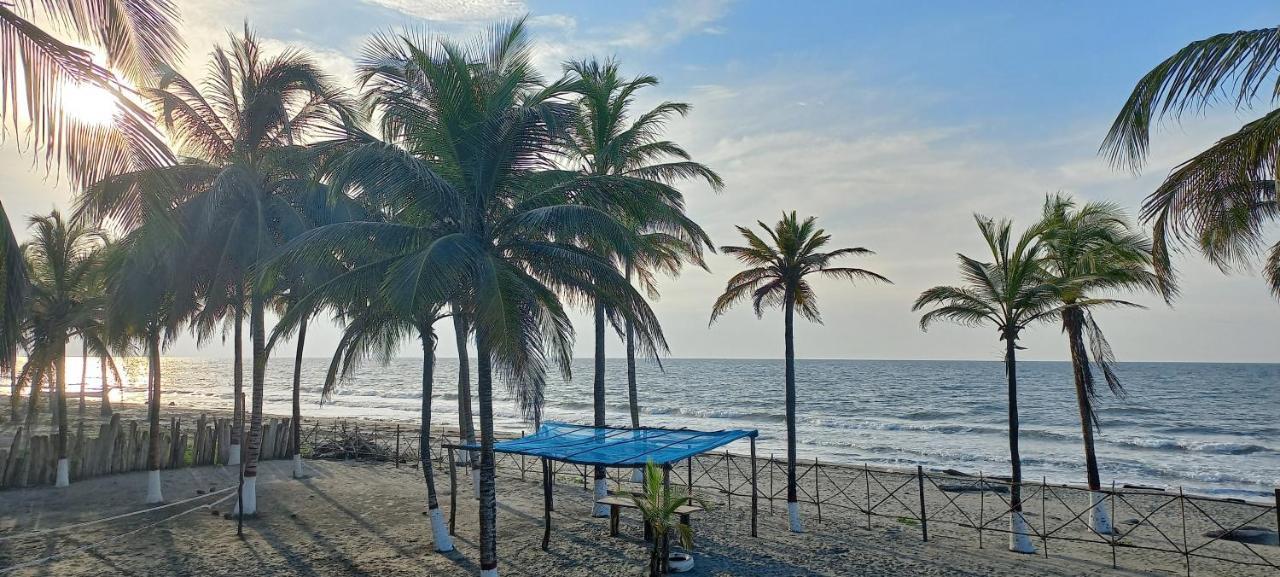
{"left": 608, "top": 0, "right": 732, "bottom": 49}
{"left": 361, "top": 0, "right": 526, "bottom": 22}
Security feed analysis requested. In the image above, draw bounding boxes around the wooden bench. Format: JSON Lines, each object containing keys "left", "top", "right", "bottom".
{"left": 595, "top": 494, "right": 703, "bottom": 538}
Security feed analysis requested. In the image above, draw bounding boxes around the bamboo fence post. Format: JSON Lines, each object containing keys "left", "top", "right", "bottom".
{"left": 1180, "top": 487, "right": 1189, "bottom": 577}
{"left": 917, "top": 465, "right": 928, "bottom": 542}
{"left": 725, "top": 450, "right": 732, "bottom": 510}
{"left": 769, "top": 453, "right": 775, "bottom": 513}
{"left": 815, "top": 458, "right": 821, "bottom": 523}
{"left": 1042, "top": 476, "right": 1048, "bottom": 557}
{"left": 520, "top": 431, "right": 526, "bottom": 482}
{"left": 394, "top": 425, "right": 400, "bottom": 468}
{"left": 978, "top": 471, "right": 985, "bottom": 549}
{"left": 541, "top": 457, "right": 551, "bottom": 551}
{"left": 864, "top": 463, "right": 872, "bottom": 529}
{"left": 1111, "top": 480, "right": 1117, "bottom": 568}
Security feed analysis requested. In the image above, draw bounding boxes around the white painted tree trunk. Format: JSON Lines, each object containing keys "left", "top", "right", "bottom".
{"left": 630, "top": 468, "right": 644, "bottom": 483}
{"left": 788, "top": 501, "right": 804, "bottom": 533}
{"left": 235, "top": 477, "right": 257, "bottom": 516}
{"left": 1009, "top": 511, "right": 1036, "bottom": 553}
{"left": 591, "top": 478, "right": 610, "bottom": 517}
{"left": 429, "top": 507, "right": 453, "bottom": 552}
{"left": 55, "top": 458, "right": 69, "bottom": 487}
{"left": 472, "top": 470, "right": 481, "bottom": 500}
{"left": 1090, "top": 491, "right": 1114, "bottom": 535}
{"left": 292, "top": 454, "right": 304, "bottom": 479}
{"left": 145, "top": 470, "right": 163, "bottom": 504}
{"left": 479, "top": 569, "right": 497, "bottom": 577}
{"left": 227, "top": 444, "right": 241, "bottom": 466}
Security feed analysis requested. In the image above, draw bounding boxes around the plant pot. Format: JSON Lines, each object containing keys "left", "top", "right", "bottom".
{"left": 667, "top": 552, "right": 694, "bottom": 573}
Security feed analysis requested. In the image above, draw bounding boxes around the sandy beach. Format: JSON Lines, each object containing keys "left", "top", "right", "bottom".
{"left": 0, "top": 412, "right": 1275, "bottom": 577}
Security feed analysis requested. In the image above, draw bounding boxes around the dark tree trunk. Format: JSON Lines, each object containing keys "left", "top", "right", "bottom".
{"left": 593, "top": 299, "right": 606, "bottom": 484}
{"left": 78, "top": 341, "right": 86, "bottom": 415}
{"left": 291, "top": 316, "right": 308, "bottom": 465}
{"left": 452, "top": 308, "right": 476, "bottom": 453}
{"left": 231, "top": 300, "right": 244, "bottom": 451}
{"left": 419, "top": 323, "right": 452, "bottom": 551}
{"left": 8, "top": 358, "right": 17, "bottom": 421}
{"left": 784, "top": 297, "right": 798, "bottom": 508}
{"left": 1004, "top": 332, "right": 1023, "bottom": 512}
{"left": 56, "top": 340, "right": 68, "bottom": 462}
{"left": 474, "top": 325, "right": 498, "bottom": 574}
{"left": 244, "top": 294, "right": 266, "bottom": 480}
{"left": 625, "top": 265, "right": 639, "bottom": 429}
{"left": 147, "top": 331, "right": 162, "bottom": 472}
{"left": 1063, "top": 309, "right": 1102, "bottom": 491}
{"left": 99, "top": 354, "right": 112, "bottom": 416}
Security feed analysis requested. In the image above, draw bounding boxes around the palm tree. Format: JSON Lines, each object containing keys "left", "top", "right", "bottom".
{"left": 562, "top": 58, "right": 720, "bottom": 514}
{"left": 1036, "top": 194, "right": 1160, "bottom": 534}
{"left": 913, "top": 215, "right": 1061, "bottom": 553}
{"left": 1101, "top": 26, "right": 1280, "bottom": 298}
{"left": 1, "top": 202, "right": 27, "bottom": 421}
{"left": 347, "top": 22, "right": 670, "bottom": 575}
{"left": 710, "top": 212, "right": 889, "bottom": 533}
{"left": 77, "top": 27, "right": 353, "bottom": 514}
{"left": 0, "top": 1, "right": 181, "bottom": 194}
{"left": 21, "top": 211, "right": 105, "bottom": 487}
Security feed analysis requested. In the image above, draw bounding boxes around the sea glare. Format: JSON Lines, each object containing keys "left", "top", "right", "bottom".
{"left": 66, "top": 357, "right": 1279, "bottom": 500}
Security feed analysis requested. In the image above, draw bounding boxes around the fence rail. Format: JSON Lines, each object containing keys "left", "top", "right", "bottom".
{"left": 300, "top": 421, "right": 1280, "bottom": 577}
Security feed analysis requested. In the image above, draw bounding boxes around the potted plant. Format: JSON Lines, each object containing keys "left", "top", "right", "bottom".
{"left": 631, "top": 461, "right": 704, "bottom": 576}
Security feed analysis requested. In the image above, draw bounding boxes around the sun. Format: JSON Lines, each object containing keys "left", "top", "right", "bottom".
{"left": 61, "top": 81, "right": 119, "bottom": 126}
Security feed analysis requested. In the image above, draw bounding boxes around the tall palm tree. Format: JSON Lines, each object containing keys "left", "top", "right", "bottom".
{"left": 347, "top": 22, "right": 669, "bottom": 575}
{"left": 1101, "top": 26, "right": 1280, "bottom": 298}
{"left": 0, "top": 1, "right": 181, "bottom": 194}
{"left": 562, "top": 58, "right": 720, "bottom": 514}
{"left": 913, "top": 215, "right": 1062, "bottom": 553}
{"left": 77, "top": 27, "right": 353, "bottom": 514}
{"left": 21, "top": 211, "right": 104, "bottom": 487}
{"left": 711, "top": 212, "right": 889, "bottom": 532}
{"left": 1036, "top": 194, "right": 1160, "bottom": 534}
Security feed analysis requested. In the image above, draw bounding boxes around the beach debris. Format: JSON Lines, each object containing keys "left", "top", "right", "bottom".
{"left": 1121, "top": 518, "right": 1141, "bottom": 526}
{"left": 309, "top": 429, "right": 391, "bottom": 461}
{"left": 196, "top": 489, "right": 205, "bottom": 495}
{"left": 938, "top": 482, "right": 1009, "bottom": 494}
{"left": 1204, "top": 527, "right": 1279, "bottom": 546}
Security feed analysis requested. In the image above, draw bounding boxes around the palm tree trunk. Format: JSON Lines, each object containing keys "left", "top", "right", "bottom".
{"left": 784, "top": 298, "right": 801, "bottom": 532}
{"left": 145, "top": 330, "right": 164, "bottom": 503}
{"left": 78, "top": 341, "right": 86, "bottom": 416}
{"left": 229, "top": 300, "right": 244, "bottom": 466}
{"left": 239, "top": 294, "right": 266, "bottom": 516}
{"left": 452, "top": 308, "right": 476, "bottom": 463}
{"left": 1063, "top": 309, "right": 1112, "bottom": 534}
{"left": 24, "top": 369, "right": 40, "bottom": 427}
{"left": 419, "top": 325, "right": 454, "bottom": 552}
{"left": 591, "top": 299, "right": 609, "bottom": 517}
{"left": 291, "top": 316, "right": 308, "bottom": 479}
{"left": 99, "top": 354, "right": 111, "bottom": 416}
{"left": 9, "top": 357, "right": 17, "bottom": 421}
{"left": 55, "top": 340, "right": 69, "bottom": 487}
{"left": 474, "top": 325, "right": 499, "bottom": 577}
{"left": 625, "top": 264, "right": 639, "bottom": 429}
{"left": 1004, "top": 332, "right": 1034, "bottom": 552}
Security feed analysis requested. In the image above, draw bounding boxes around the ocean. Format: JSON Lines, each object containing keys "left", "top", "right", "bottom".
{"left": 64, "top": 357, "right": 1280, "bottom": 500}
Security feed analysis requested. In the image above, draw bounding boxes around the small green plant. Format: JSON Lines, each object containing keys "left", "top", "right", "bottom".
{"left": 632, "top": 461, "right": 705, "bottom": 577}
{"left": 897, "top": 516, "right": 918, "bottom": 526}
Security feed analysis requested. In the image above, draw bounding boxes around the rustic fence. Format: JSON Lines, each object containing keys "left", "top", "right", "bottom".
{"left": 0, "top": 414, "right": 296, "bottom": 489}
{"left": 300, "top": 422, "right": 1280, "bottom": 577}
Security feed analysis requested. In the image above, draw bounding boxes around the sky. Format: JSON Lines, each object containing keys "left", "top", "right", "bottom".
{"left": 2, "top": 0, "right": 1278, "bottom": 363}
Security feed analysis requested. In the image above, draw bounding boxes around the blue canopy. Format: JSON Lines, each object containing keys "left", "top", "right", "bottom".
{"left": 484, "top": 422, "right": 758, "bottom": 468}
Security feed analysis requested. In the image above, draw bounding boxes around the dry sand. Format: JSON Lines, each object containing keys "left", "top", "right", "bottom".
{"left": 0, "top": 453, "right": 1274, "bottom": 577}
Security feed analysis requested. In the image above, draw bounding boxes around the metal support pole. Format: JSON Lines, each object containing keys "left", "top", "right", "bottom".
{"left": 686, "top": 457, "right": 693, "bottom": 496}
{"left": 917, "top": 465, "right": 928, "bottom": 542}
{"left": 750, "top": 436, "right": 758, "bottom": 538}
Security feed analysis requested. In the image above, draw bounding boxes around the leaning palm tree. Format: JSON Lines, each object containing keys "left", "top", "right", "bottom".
{"left": 346, "top": 22, "right": 670, "bottom": 575}
{"left": 563, "top": 57, "right": 720, "bottom": 514}
{"left": 1036, "top": 194, "right": 1161, "bottom": 534}
{"left": 22, "top": 211, "right": 104, "bottom": 487}
{"left": 913, "top": 215, "right": 1062, "bottom": 553}
{"left": 711, "top": 212, "right": 889, "bottom": 533}
{"left": 1101, "top": 26, "right": 1280, "bottom": 298}
{"left": 77, "top": 27, "right": 353, "bottom": 514}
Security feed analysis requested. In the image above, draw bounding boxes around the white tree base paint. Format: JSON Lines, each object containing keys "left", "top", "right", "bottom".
{"left": 479, "top": 568, "right": 497, "bottom": 577}
{"left": 145, "top": 470, "right": 164, "bottom": 504}
{"left": 472, "top": 473, "right": 481, "bottom": 500}
{"left": 429, "top": 507, "right": 454, "bottom": 552}
{"left": 591, "top": 479, "right": 611, "bottom": 517}
{"left": 1090, "top": 491, "right": 1114, "bottom": 535}
{"left": 293, "top": 454, "right": 305, "bottom": 479}
{"left": 227, "top": 444, "right": 241, "bottom": 466}
{"left": 1009, "top": 512, "right": 1036, "bottom": 553}
{"left": 55, "top": 458, "right": 69, "bottom": 487}
{"left": 630, "top": 468, "right": 644, "bottom": 483}
{"left": 787, "top": 501, "right": 804, "bottom": 533}
{"left": 235, "top": 477, "right": 257, "bottom": 516}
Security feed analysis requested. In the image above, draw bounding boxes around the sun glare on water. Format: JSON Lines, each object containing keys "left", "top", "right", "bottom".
{"left": 61, "top": 81, "right": 119, "bottom": 125}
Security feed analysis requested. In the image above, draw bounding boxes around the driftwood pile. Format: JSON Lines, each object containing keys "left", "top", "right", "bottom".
{"left": 309, "top": 424, "right": 392, "bottom": 461}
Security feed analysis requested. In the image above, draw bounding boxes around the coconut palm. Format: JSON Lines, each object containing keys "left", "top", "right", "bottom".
{"left": 1101, "top": 26, "right": 1280, "bottom": 298}
{"left": 0, "top": 0, "right": 181, "bottom": 193}
{"left": 77, "top": 27, "right": 353, "bottom": 514}
{"left": 562, "top": 57, "right": 720, "bottom": 514}
{"left": 711, "top": 212, "right": 889, "bottom": 533}
{"left": 1036, "top": 194, "right": 1161, "bottom": 533}
{"left": 346, "top": 22, "right": 669, "bottom": 575}
{"left": 20, "top": 211, "right": 105, "bottom": 487}
{"left": 913, "top": 215, "right": 1063, "bottom": 553}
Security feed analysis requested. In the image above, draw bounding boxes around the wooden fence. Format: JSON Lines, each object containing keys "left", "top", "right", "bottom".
{"left": 0, "top": 414, "right": 296, "bottom": 489}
